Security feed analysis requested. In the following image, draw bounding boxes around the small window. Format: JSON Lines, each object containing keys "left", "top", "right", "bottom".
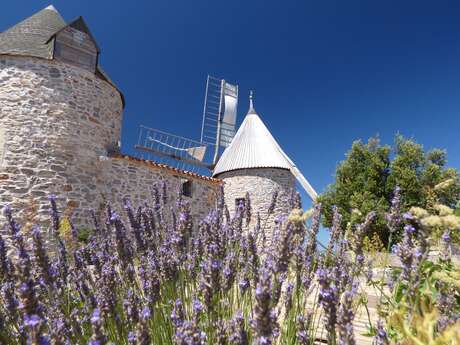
{"left": 181, "top": 180, "right": 192, "bottom": 197}
{"left": 235, "top": 198, "right": 246, "bottom": 209}
{"left": 54, "top": 26, "right": 97, "bottom": 73}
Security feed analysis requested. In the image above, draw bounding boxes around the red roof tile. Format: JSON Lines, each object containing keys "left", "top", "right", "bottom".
{"left": 111, "top": 154, "right": 222, "bottom": 184}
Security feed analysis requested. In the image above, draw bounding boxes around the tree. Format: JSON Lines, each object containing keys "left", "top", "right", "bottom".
{"left": 318, "top": 135, "right": 460, "bottom": 245}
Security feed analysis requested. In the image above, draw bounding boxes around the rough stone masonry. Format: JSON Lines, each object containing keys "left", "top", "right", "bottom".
{"left": 0, "top": 55, "right": 220, "bottom": 230}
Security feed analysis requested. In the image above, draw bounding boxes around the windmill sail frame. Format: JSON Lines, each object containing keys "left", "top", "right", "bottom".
{"left": 134, "top": 75, "right": 238, "bottom": 173}
{"left": 134, "top": 126, "right": 212, "bottom": 170}
{"left": 200, "top": 75, "right": 238, "bottom": 164}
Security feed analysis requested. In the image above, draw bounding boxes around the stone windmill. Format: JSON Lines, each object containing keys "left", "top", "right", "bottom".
{"left": 213, "top": 92, "right": 317, "bottom": 227}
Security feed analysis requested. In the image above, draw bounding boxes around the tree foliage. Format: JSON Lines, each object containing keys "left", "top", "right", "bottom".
{"left": 318, "top": 135, "right": 460, "bottom": 244}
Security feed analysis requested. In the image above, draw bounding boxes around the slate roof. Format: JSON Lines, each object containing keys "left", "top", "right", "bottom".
{"left": 48, "top": 16, "right": 101, "bottom": 52}
{"left": 0, "top": 5, "right": 66, "bottom": 59}
{"left": 0, "top": 5, "right": 125, "bottom": 107}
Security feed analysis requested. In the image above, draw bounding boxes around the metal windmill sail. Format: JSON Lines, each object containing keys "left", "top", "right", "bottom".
{"left": 212, "top": 92, "right": 318, "bottom": 200}
{"left": 200, "top": 75, "right": 238, "bottom": 164}
{"left": 134, "top": 76, "right": 238, "bottom": 173}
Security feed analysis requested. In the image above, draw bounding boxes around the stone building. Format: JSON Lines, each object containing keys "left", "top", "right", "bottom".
{"left": 213, "top": 93, "right": 317, "bottom": 231}
{"left": 0, "top": 6, "right": 220, "bottom": 229}
{"left": 0, "top": 6, "right": 316, "bottom": 232}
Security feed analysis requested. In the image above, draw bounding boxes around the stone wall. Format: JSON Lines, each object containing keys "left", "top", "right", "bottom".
{"left": 0, "top": 55, "right": 123, "bottom": 228}
{"left": 217, "top": 168, "right": 295, "bottom": 235}
{"left": 96, "top": 156, "right": 220, "bottom": 226}
{"left": 0, "top": 55, "right": 219, "bottom": 231}
{"left": 0, "top": 126, "right": 5, "bottom": 168}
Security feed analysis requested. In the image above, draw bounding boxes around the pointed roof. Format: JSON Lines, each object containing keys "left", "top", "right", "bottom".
{"left": 213, "top": 94, "right": 291, "bottom": 175}
{"left": 213, "top": 92, "right": 318, "bottom": 200}
{"left": 0, "top": 6, "right": 125, "bottom": 108}
{"left": 48, "top": 16, "right": 101, "bottom": 52}
{"left": 0, "top": 5, "right": 66, "bottom": 58}
{"left": 45, "top": 5, "right": 58, "bottom": 13}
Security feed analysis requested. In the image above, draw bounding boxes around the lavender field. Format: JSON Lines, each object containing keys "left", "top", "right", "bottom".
{"left": 0, "top": 185, "right": 459, "bottom": 345}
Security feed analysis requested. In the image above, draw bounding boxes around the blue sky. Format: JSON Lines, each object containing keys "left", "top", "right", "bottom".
{"left": 3, "top": 1, "right": 460, "bottom": 235}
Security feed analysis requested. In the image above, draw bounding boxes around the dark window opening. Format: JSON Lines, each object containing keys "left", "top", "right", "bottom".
{"left": 54, "top": 26, "right": 98, "bottom": 73}
{"left": 235, "top": 198, "right": 246, "bottom": 209}
{"left": 181, "top": 180, "right": 192, "bottom": 197}
{"left": 54, "top": 41, "right": 96, "bottom": 72}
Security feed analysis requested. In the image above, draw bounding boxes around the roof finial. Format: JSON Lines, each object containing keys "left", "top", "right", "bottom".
{"left": 248, "top": 90, "right": 256, "bottom": 115}
{"left": 45, "top": 5, "right": 58, "bottom": 12}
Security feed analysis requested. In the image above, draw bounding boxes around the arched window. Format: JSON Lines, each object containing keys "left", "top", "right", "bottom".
{"left": 235, "top": 197, "right": 245, "bottom": 209}
{"left": 181, "top": 179, "right": 193, "bottom": 197}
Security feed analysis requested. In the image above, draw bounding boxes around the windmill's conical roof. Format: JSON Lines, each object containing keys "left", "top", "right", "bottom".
{"left": 0, "top": 5, "right": 66, "bottom": 58}
{"left": 213, "top": 93, "right": 318, "bottom": 200}
{"left": 213, "top": 95, "right": 292, "bottom": 176}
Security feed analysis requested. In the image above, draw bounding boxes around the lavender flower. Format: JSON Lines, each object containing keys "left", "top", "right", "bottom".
{"left": 317, "top": 268, "right": 339, "bottom": 344}
{"left": 437, "top": 283, "right": 460, "bottom": 331}
{"left": 337, "top": 290, "right": 355, "bottom": 345}
{"left": 290, "top": 191, "right": 302, "bottom": 210}
{"left": 161, "top": 180, "right": 168, "bottom": 205}
{"left": 135, "top": 306, "right": 152, "bottom": 345}
{"left": 247, "top": 231, "right": 259, "bottom": 284}
{"left": 268, "top": 191, "right": 279, "bottom": 215}
{"left": 228, "top": 311, "right": 248, "bottom": 345}
{"left": 326, "top": 206, "right": 343, "bottom": 256}
{"left": 24, "top": 314, "right": 48, "bottom": 345}
{"left": 123, "top": 289, "right": 140, "bottom": 325}
{"left": 49, "top": 195, "right": 69, "bottom": 284}
{"left": 192, "top": 298, "right": 204, "bottom": 318}
{"left": 386, "top": 186, "right": 402, "bottom": 234}
{"left": 1, "top": 281, "right": 19, "bottom": 321}
{"left": 284, "top": 282, "right": 294, "bottom": 315}
{"left": 373, "top": 320, "right": 389, "bottom": 345}
{"left": 222, "top": 252, "right": 237, "bottom": 292}
{"left": 251, "top": 268, "right": 278, "bottom": 345}
{"left": 173, "top": 320, "right": 207, "bottom": 345}
{"left": 393, "top": 224, "right": 415, "bottom": 282}
{"left": 0, "top": 232, "right": 13, "bottom": 283}
{"left": 110, "top": 211, "right": 133, "bottom": 266}
{"left": 0, "top": 187, "right": 450, "bottom": 345}
{"left": 152, "top": 184, "right": 161, "bottom": 211}
{"left": 215, "top": 320, "right": 228, "bottom": 345}
{"left": 123, "top": 198, "right": 146, "bottom": 252}
{"left": 296, "top": 314, "right": 312, "bottom": 345}
{"left": 244, "top": 192, "right": 252, "bottom": 227}
{"left": 273, "top": 222, "right": 294, "bottom": 275}
{"left": 32, "top": 225, "right": 54, "bottom": 287}
{"left": 239, "top": 277, "right": 250, "bottom": 294}
{"left": 171, "top": 299, "right": 185, "bottom": 328}
{"left": 89, "top": 309, "right": 107, "bottom": 345}
{"left": 304, "top": 203, "right": 321, "bottom": 259}
{"left": 171, "top": 299, "right": 206, "bottom": 345}
{"left": 441, "top": 230, "right": 452, "bottom": 261}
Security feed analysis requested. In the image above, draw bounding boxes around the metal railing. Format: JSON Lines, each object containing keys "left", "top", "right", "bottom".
{"left": 134, "top": 125, "right": 213, "bottom": 172}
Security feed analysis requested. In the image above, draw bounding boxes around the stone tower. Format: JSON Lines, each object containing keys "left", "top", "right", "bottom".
{"left": 213, "top": 93, "right": 311, "bottom": 230}
{"left": 0, "top": 6, "right": 124, "bottom": 225}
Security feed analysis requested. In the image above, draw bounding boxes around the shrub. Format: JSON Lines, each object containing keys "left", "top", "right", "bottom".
{"left": 318, "top": 135, "right": 460, "bottom": 246}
